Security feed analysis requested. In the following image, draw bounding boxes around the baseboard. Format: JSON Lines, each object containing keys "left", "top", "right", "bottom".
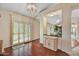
{"left": 57, "top": 49, "right": 70, "bottom": 55}
{"left": 60, "top": 49, "right": 72, "bottom": 56}
{"left": 24, "top": 39, "right": 39, "bottom": 44}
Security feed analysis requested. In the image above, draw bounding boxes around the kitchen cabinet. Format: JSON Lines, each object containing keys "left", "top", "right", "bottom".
{"left": 43, "top": 35, "right": 58, "bottom": 51}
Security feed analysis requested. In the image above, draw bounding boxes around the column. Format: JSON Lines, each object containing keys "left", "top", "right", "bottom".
{"left": 62, "top": 5, "right": 72, "bottom": 54}
{"left": 40, "top": 16, "right": 44, "bottom": 44}
{"left": 40, "top": 16, "right": 47, "bottom": 44}
{"left": 43, "top": 16, "right": 48, "bottom": 34}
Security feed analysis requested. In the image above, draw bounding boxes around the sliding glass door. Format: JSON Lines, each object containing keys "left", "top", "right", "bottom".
{"left": 19, "top": 23, "right": 24, "bottom": 43}
{"left": 12, "top": 22, "right": 19, "bottom": 45}
{"left": 24, "top": 24, "right": 29, "bottom": 42}
{"left": 12, "top": 21, "right": 31, "bottom": 46}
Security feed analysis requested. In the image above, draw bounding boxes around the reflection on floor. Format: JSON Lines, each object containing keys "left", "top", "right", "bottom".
{"left": 12, "top": 43, "right": 32, "bottom": 56}
{"left": 4, "top": 39, "right": 69, "bottom": 56}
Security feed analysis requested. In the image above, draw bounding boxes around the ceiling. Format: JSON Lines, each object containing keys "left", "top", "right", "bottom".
{"left": 47, "top": 8, "right": 79, "bottom": 25}
{"left": 47, "top": 10, "right": 62, "bottom": 25}
{"left": 0, "top": 3, "right": 55, "bottom": 17}
{"left": 72, "top": 8, "right": 79, "bottom": 25}
{"left": 72, "top": 8, "right": 79, "bottom": 18}
{"left": 72, "top": 8, "right": 79, "bottom": 23}
{"left": 47, "top": 15, "right": 62, "bottom": 25}
{"left": 0, "top": 3, "right": 79, "bottom": 24}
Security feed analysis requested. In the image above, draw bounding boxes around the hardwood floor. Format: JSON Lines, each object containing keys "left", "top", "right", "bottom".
{"left": 3, "top": 39, "right": 69, "bottom": 56}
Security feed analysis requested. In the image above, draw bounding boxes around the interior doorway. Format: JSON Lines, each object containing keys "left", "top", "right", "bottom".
{"left": 71, "top": 8, "right": 79, "bottom": 48}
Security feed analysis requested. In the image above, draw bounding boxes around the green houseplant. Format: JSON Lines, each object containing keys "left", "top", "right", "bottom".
{"left": 54, "top": 25, "right": 62, "bottom": 37}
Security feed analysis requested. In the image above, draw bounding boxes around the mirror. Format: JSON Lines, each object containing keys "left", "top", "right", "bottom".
{"left": 46, "top": 10, "right": 62, "bottom": 37}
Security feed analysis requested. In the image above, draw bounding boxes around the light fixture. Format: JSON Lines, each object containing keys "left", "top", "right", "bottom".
{"left": 26, "top": 3, "right": 38, "bottom": 17}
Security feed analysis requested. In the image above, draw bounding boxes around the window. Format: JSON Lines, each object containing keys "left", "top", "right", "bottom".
{"left": 12, "top": 21, "right": 31, "bottom": 46}
{"left": 47, "top": 24, "right": 54, "bottom": 35}
{"left": 12, "top": 22, "right": 19, "bottom": 45}
{"left": 19, "top": 23, "right": 24, "bottom": 43}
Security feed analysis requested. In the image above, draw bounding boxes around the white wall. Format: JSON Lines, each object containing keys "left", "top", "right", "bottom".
{"left": 0, "top": 10, "right": 10, "bottom": 52}
{"left": 32, "top": 19, "right": 40, "bottom": 40}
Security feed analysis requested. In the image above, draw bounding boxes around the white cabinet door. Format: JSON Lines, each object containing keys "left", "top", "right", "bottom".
{"left": 49, "top": 38, "right": 58, "bottom": 51}
{"left": 49, "top": 39, "right": 55, "bottom": 50}
{"left": 58, "top": 38, "right": 62, "bottom": 50}
{"left": 43, "top": 36, "right": 58, "bottom": 51}
{"left": 44, "top": 38, "right": 50, "bottom": 48}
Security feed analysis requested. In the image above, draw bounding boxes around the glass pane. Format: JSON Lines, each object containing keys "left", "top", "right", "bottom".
{"left": 28, "top": 25, "right": 31, "bottom": 40}
{"left": 25, "top": 34, "right": 28, "bottom": 41}
{"left": 12, "top": 34, "right": 18, "bottom": 45}
{"left": 13, "top": 22, "right": 18, "bottom": 33}
{"left": 13, "top": 40, "right": 18, "bottom": 45}
{"left": 25, "top": 24, "right": 28, "bottom": 34}
{"left": 13, "top": 34, "right": 18, "bottom": 41}
{"left": 24, "top": 24, "right": 29, "bottom": 41}
{"left": 47, "top": 24, "right": 51, "bottom": 35}
{"left": 19, "top": 23, "right": 24, "bottom": 33}
{"left": 19, "top": 34, "right": 24, "bottom": 43}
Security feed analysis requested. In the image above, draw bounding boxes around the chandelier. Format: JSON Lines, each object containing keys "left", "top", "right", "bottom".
{"left": 26, "top": 3, "right": 38, "bottom": 17}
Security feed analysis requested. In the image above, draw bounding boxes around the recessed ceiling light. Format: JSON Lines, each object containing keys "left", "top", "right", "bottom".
{"left": 49, "top": 14, "right": 54, "bottom": 16}
{"left": 48, "top": 12, "right": 56, "bottom": 16}
{"left": 47, "top": 10, "right": 62, "bottom": 17}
